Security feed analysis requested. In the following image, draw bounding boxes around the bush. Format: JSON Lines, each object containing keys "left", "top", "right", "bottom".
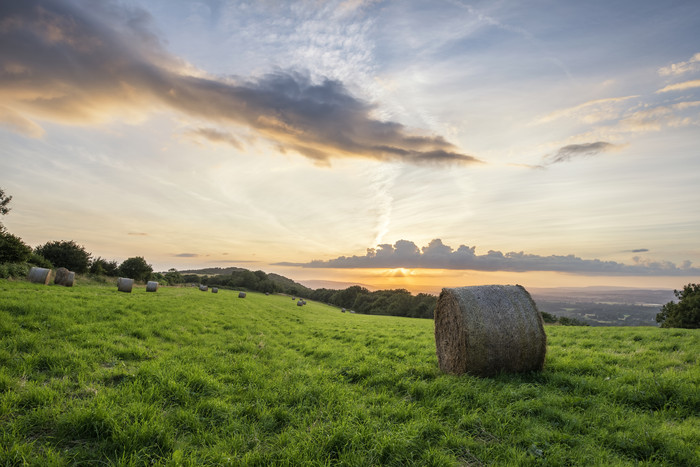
{"left": 28, "top": 253, "right": 53, "bottom": 269}
{"left": 656, "top": 284, "right": 700, "bottom": 329}
{"left": 0, "top": 262, "right": 29, "bottom": 279}
{"left": 35, "top": 240, "right": 91, "bottom": 274}
{"left": 163, "top": 269, "right": 184, "bottom": 285}
{"left": 118, "top": 256, "right": 153, "bottom": 282}
{"left": 0, "top": 229, "right": 32, "bottom": 263}
{"left": 90, "top": 257, "right": 119, "bottom": 276}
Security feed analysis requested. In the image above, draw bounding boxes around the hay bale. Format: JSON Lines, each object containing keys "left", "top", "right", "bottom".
{"left": 341, "top": 308, "right": 346, "bottom": 313}
{"left": 117, "top": 277, "right": 134, "bottom": 293}
{"left": 54, "top": 267, "right": 75, "bottom": 287}
{"left": 146, "top": 281, "right": 158, "bottom": 292}
{"left": 212, "top": 287, "right": 218, "bottom": 293}
{"left": 199, "top": 285, "right": 208, "bottom": 292}
{"left": 238, "top": 292, "right": 246, "bottom": 298}
{"left": 434, "top": 285, "right": 546, "bottom": 377}
{"left": 28, "top": 267, "right": 51, "bottom": 285}
{"left": 297, "top": 300, "right": 304, "bottom": 306}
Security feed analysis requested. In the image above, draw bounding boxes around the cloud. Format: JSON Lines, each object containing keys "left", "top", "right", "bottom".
{"left": 0, "top": 0, "right": 478, "bottom": 166}
{"left": 544, "top": 141, "right": 617, "bottom": 165}
{"left": 275, "top": 239, "right": 700, "bottom": 276}
{"left": 658, "top": 53, "right": 700, "bottom": 76}
{"left": 127, "top": 232, "right": 148, "bottom": 236}
{"left": 174, "top": 253, "right": 199, "bottom": 257}
{"left": 187, "top": 128, "right": 242, "bottom": 149}
{"left": 656, "top": 79, "right": 700, "bottom": 93}
{"left": 628, "top": 249, "right": 649, "bottom": 253}
{"left": 534, "top": 95, "right": 639, "bottom": 125}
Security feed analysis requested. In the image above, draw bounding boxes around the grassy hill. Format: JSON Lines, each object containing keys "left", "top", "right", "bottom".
{"left": 0, "top": 280, "right": 698, "bottom": 465}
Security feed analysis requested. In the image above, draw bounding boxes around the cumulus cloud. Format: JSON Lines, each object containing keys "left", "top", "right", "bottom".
{"left": 276, "top": 239, "right": 700, "bottom": 276}
{"left": 544, "top": 141, "right": 617, "bottom": 165}
{"left": 658, "top": 53, "right": 700, "bottom": 76}
{"left": 0, "top": 0, "right": 478, "bottom": 166}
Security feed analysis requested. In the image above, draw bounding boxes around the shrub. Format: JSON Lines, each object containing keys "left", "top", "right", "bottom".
{"left": 118, "top": 256, "right": 153, "bottom": 282}
{"left": 0, "top": 229, "right": 32, "bottom": 263}
{"left": 656, "top": 284, "right": 700, "bottom": 329}
{"left": 90, "top": 257, "right": 119, "bottom": 276}
{"left": 35, "top": 240, "right": 91, "bottom": 274}
{"left": 28, "top": 253, "right": 53, "bottom": 269}
{"left": 0, "top": 262, "right": 29, "bottom": 279}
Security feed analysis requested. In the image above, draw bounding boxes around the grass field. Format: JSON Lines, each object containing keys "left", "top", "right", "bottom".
{"left": 0, "top": 280, "right": 698, "bottom": 466}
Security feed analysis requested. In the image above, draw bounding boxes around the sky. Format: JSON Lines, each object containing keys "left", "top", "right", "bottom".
{"left": 1, "top": 0, "right": 699, "bottom": 293}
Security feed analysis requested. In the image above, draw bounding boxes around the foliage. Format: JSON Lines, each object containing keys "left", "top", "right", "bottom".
{"left": 35, "top": 240, "right": 91, "bottom": 274}
{"left": 163, "top": 268, "right": 184, "bottom": 285}
{"left": 656, "top": 283, "right": 700, "bottom": 329}
{"left": 0, "top": 281, "right": 697, "bottom": 465}
{"left": 558, "top": 316, "right": 590, "bottom": 326}
{"left": 0, "top": 187, "right": 11, "bottom": 218}
{"left": 149, "top": 272, "right": 168, "bottom": 286}
{"left": 89, "top": 257, "right": 119, "bottom": 276}
{"left": 0, "top": 228, "right": 32, "bottom": 264}
{"left": 28, "top": 252, "right": 53, "bottom": 269}
{"left": 0, "top": 262, "right": 29, "bottom": 279}
{"left": 310, "top": 286, "right": 437, "bottom": 319}
{"left": 117, "top": 256, "right": 153, "bottom": 282}
{"left": 540, "top": 311, "right": 558, "bottom": 323}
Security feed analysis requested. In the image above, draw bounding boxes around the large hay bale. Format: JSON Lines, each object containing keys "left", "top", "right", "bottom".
{"left": 238, "top": 292, "right": 246, "bottom": 298}
{"left": 146, "top": 281, "right": 158, "bottom": 292}
{"left": 117, "top": 277, "right": 134, "bottom": 293}
{"left": 434, "top": 285, "right": 546, "bottom": 377}
{"left": 28, "top": 267, "right": 51, "bottom": 285}
{"left": 54, "top": 267, "right": 75, "bottom": 287}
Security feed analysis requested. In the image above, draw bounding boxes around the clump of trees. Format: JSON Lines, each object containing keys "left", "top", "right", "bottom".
{"left": 35, "top": 240, "right": 92, "bottom": 274}
{"left": 656, "top": 284, "right": 699, "bottom": 329}
{"left": 117, "top": 256, "right": 153, "bottom": 282}
{"left": 309, "top": 285, "right": 438, "bottom": 319}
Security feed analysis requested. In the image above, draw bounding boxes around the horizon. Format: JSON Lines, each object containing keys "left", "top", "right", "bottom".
{"left": 1, "top": 0, "right": 699, "bottom": 294}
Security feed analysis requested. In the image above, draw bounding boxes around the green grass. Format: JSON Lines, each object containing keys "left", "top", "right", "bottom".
{"left": 0, "top": 280, "right": 698, "bottom": 466}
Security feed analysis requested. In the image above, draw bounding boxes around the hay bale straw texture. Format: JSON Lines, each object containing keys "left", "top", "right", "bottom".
{"left": 117, "top": 277, "right": 134, "bottom": 293}
{"left": 146, "top": 281, "right": 158, "bottom": 292}
{"left": 28, "top": 267, "right": 51, "bottom": 285}
{"left": 434, "top": 285, "right": 546, "bottom": 377}
{"left": 54, "top": 267, "right": 75, "bottom": 287}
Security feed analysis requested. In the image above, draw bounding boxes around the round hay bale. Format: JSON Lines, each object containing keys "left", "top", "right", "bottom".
{"left": 434, "top": 285, "right": 546, "bottom": 377}
{"left": 238, "top": 292, "right": 246, "bottom": 298}
{"left": 212, "top": 287, "right": 218, "bottom": 293}
{"left": 117, "top": 277, "right": 134, "bottom": 293}
{"left": 341, "top": 308, "right": 346, "bottom": 313}
{"left": 146, "top": 281, "right": 158, "bottom": 292}
{"left": 28, "top": 267, "right": 51, "bottom": 285}
{"left": 199, "top": 285, "right": 208, "bottom": 292}
{"left": 54, "top": 267, "right": 75, "bottom": 287}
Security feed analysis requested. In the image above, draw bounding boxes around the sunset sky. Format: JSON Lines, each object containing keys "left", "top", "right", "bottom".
{"left": 1, "top": 0, "right": 699, "bottom": 293}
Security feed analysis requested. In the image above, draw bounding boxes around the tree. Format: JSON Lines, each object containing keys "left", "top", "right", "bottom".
{"left": 35, "top": 240, "right": 91, "bottom": 274}
{"left": 0, "top": 229, "right": 32, "bottom": 263}
{"left": 90, "top": 257, "right": 119, "bottom": 276}
{"left": 118, "top": 256, "right": 153, "bottom": 282}
{"left": 656, "top": 284, "right": 700, "bottom": 329}
{"left": 0, "top": 187, "right": 11, "bottom": 218}
{"left": 164, "top": 268, "right": 184, "bottom": 284}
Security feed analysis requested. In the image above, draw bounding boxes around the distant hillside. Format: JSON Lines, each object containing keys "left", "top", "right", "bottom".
{"left": 178, "top": 266, "right": 247, "bottom": 275}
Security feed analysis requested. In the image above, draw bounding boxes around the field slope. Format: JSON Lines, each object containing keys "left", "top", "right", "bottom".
{"left": 0, "top": 280, "right": 698, "bottom": 465}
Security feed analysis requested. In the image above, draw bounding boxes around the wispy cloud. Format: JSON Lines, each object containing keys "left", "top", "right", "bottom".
{"left": 174, "top": 253, "right": 199, "bottom": 258}
{"left": 127, "top": 232, "right": 148, "bottom": 236}
{"left": 534, "top": 96, "right": 639, "bottom": 125}
{"left": 543, "top": 141, "right": 618, "bottom": 165}
{"left": 187, "top": 128, "right": 242, "bottom": 149}
{"left": 658, "top": 52, "right": 700, "bottom": 76}
{"left": 0, "top": 0, "right": 477, "bottom": 166}
{"left": 656, "top": 79, "right": 700, "bottom": 93}
{"left": 276, "top": 239, "right": 700, "bottom": 276}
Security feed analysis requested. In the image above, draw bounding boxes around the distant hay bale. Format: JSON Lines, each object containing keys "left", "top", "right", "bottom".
{"left": 341, "top": 308, "right": 346, "bottom": 313}
{"left": 434, "top": 285, "right": 546, "bottom": 377}
{"left": 28, "top": 267, "right": 51, "bottom": 285}
{"left": 117, "top": 277, "right": 134, "bottom": 293}
{"left": 212, "top": 287, "right": 218, "bottom": 293}
{"left": 238, "top": 292, "right": 246, "bottom": 298}
{"left": 199, "top": 285, "right": 208, "bottom": 292}
{"left": 54, "top": 267, "right": 75, "bottom": 287}
{"left": 297, "top": 300, "right": 304, "bottom": 306}
{"left": 146, "top": 281, "right": 158, "bottom": 292}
